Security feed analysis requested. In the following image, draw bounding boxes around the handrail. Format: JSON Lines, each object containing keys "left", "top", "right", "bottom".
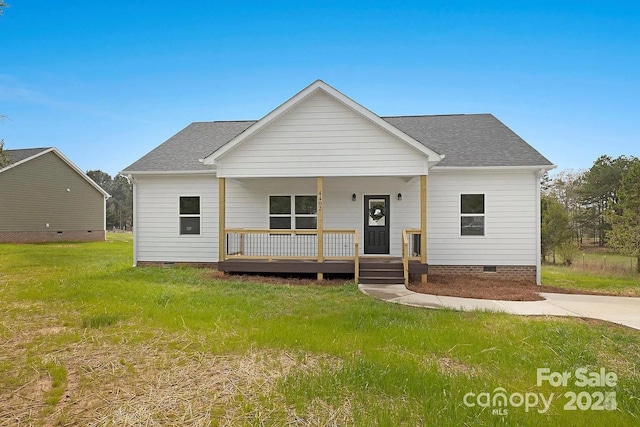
{"left": 224, "top": 228, "right": 354, "bottom": 234}
{"left": 402, "top": 229, "right": 409, "bottom": 286}
{"left": 354, "top": 231, "right": 359, "bottom": 283}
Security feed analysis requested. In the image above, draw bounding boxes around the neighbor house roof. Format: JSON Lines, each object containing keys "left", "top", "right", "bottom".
{"left": 122, "top": 114, "right": 553, "bottom": 173}
{"left": 1, "top": 147, "right": 111, "bottom": 198}
{"left": 4, "top": 147, "right": 51, "bottom": 165}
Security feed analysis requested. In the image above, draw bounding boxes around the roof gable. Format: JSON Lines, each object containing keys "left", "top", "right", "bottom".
{"left": 202, "top": 80, "right": 443, "bottom": 165}
{"left": 1, "top": 147, "right": 111, "bottom": 197}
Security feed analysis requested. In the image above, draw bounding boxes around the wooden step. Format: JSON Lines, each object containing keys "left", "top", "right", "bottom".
{"left": 359, "top": 268, "right": 404, "bottom": 278}
{"left": 358, "top": 258, "right": 405, "bottom": 284}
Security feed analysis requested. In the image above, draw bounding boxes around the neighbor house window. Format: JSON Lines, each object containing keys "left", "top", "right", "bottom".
{"left": 180, "top": 196, "right": 200, "bottom": 235}
{"left": 269, "top": 195, "right": 317, "bottom": 229}
{"left": 460, "top": 194, "right": 484, "bottom": 236}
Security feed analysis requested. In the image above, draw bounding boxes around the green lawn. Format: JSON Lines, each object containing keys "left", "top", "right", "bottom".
{"left": 1, "top": 234, "right": 639, "bottom": 426}
{"left": 542, "top": 265, "right": 640, "bottom": 296}
{"left": 542, "top": 248, "right": 640, "bottom": 296}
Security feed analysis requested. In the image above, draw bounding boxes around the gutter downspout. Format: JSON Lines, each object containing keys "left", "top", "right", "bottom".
{"left": 535, "top": 169, "right": 543, "bottom": 285}
{"left": 104, "top": 195, "right": 108, "bottom": 241}
{"left": 129, "top": 175, "right": 138, "bottom": 267}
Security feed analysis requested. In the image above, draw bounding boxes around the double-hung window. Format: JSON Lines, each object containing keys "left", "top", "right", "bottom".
{"left": 460, "top": 194, "right": 485, "bottom": 236}
{"left": 179, "top": 196, "right": 201, "bottom": 235}
{"left": 269, "top": 195, "right": 317, "bottom": 229}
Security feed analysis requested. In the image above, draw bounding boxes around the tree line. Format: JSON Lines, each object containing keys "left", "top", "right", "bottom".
{"left": 86, "top": 170, "right": 133, "bottom": 231}
{"left": 542, "top": 155, "right": 640, "bottom": 272}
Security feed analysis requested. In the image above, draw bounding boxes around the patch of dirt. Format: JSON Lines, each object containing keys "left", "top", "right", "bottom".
{"left": 407, "top": 274, "right": 623, "bottom": 301}
{"left": 1, "top": 320, "right": 345, "bottom": 427}
{"left": 432, "top": 356, "right": 480, "bottom": 377}
{"left": 209, "top": 271, "right": 351, "bottom": 286}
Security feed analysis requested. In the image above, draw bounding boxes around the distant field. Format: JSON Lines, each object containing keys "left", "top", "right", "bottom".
{"left": 0, "top": 234, "right": 638, "bottom": 426}
{"left": 542, "top": 247, "right": 640, "bottom": 296}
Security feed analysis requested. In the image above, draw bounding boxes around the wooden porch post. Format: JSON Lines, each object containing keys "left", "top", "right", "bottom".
{"left": 219, "top": 177, "right": 226, "bottom": 264}
{"left": 420, "top": 175, "right": 428, "bottom": 284}
{"left": 317, "top": 176, "right": 324, "bottom": 281}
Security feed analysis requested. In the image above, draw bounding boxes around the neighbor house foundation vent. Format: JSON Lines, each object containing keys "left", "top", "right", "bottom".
{"left": 483, "top": 266, "right": 497, "bottom": 273}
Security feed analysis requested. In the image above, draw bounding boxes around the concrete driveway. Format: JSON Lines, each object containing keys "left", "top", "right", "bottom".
{"left": 358, "top": 283, "right": 640, "bottom": 331}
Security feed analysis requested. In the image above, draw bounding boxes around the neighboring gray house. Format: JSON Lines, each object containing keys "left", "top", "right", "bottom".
{"left": 123, "top": 80, "right": 555, "bottom": 284}
{"left": 0, "top": 147, "right": 110, "bottom": 243}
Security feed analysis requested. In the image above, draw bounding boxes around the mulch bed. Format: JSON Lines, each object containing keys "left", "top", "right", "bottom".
{"left": 409, "top": 274, "right": 621, "bottom": 301}
{"left": 209, "top": 271, "right": 621, "bottom": 301}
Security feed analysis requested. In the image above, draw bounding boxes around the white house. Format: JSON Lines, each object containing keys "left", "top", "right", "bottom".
{"left": 122, "top": 80, "right": 554, "bottom": 284}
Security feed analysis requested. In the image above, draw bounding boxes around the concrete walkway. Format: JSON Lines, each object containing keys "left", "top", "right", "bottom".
{"left": 358, "top": 283, "right": 640, "bottom": 331}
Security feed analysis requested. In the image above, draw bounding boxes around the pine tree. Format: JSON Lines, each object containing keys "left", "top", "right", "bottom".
{"left": 606, "top": 160, "right": 640, "bottom": 273}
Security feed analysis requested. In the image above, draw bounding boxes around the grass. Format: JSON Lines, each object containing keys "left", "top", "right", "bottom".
{"left": 542, "top": 266, "right": 640, "bottom": 296}
{"left": 0, "top": 233, "right": 639, "bottom": 425}
{"left": 542, "top": 249, "right": 640, "bottom": 296}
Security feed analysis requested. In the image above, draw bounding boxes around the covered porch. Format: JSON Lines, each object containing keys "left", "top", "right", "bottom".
{"left": 216, "top": 175, "right": 429, "bottom": 284}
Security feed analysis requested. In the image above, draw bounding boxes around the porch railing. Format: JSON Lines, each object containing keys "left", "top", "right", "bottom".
{"left": 224, "top": 228, "right": 359, "bottom": 281}
{"left": 401, "top": 229, "right": 422, "bottom": 285}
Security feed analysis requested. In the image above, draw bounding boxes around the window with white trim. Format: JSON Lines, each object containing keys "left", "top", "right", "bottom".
{"left": 269, "top": 195, "right": 317, "bottom": 229}
{"left": 179, "top": 196, "right": 200, "bottom": 235}
{"left": 460, "top": 194, "right": 485, "bottom": 236}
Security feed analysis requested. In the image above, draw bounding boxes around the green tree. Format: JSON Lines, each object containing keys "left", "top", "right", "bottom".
{"left": 541, "top": 195, "right": 573, "bottom": 264}
{"left": 606, "top": 160, "right": 640, "bottom": 273}
{"left": 578, "top": 155, "right": 635, "bottom": 246}
{"left": 545, "top": 169, "right": 587, "bottom": 244}
{"left": 0, "top": 139, "right": 9, "bottom": 168}
{"left": 86, "top": 170, "right": 133, "bottom": 230}
{"left": 109, "top": 174, "right": 133, "bottom": 229}
{"left": 0, "top": 115, "right": 8, "bottom": 168}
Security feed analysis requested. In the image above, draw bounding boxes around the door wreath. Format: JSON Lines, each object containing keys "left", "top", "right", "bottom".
{"left": 369, "top": 202, "right": 385, "bottom": 221}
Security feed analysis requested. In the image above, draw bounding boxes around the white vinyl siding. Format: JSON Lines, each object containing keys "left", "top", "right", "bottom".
{"left": 215, "top": 91, "right": 429, "bottom": 178}
{"left": 427, "top": 169, "right": 538, "bottom": 265}
{"left": 135, "top": 175, "right": 218, "bottom": 263}
{"left": 133, "top": 170, "right": 538, "bottom": 266}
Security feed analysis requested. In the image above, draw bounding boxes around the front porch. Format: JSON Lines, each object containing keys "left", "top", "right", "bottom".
{"left": 218, "top": 256, "right": 430, "bottom": 285}
{"left": 217, "top": 175, "right": 429, "bottom": 284}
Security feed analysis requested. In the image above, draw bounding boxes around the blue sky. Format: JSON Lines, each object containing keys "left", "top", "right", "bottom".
{"left": 2, "top": 1, "right": 639, "bottom": 176}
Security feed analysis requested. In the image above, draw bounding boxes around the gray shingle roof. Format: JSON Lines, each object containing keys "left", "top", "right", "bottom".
{"left": 384, "top": 114, "right": 552, "bottom": 167}
{"left": 122, "top": 114, "right": 552, "bottom": 173}
{"left": 4, "top": 148, "right": 51, "bottom": 166}
{"left": 122, "top": 121, "right": 255, "bottom": 172}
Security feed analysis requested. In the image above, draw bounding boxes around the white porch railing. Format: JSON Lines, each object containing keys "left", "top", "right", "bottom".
{"left": 224, "top": 228, "right": 359, "bottom": 282}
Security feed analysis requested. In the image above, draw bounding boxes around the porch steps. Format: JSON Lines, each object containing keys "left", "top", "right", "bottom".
{"left": 358, "top": 258, "right": 404, "bottom": 285}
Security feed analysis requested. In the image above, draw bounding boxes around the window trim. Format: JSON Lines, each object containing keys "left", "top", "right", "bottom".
{"left": 459, "top": 193, "right": 486, "bottom": 237}
{"left": 179, "top": 195, "right": 202, "bottom": 236}
{"left": 268, "top": 194, "right": 318, "bottom": 230}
